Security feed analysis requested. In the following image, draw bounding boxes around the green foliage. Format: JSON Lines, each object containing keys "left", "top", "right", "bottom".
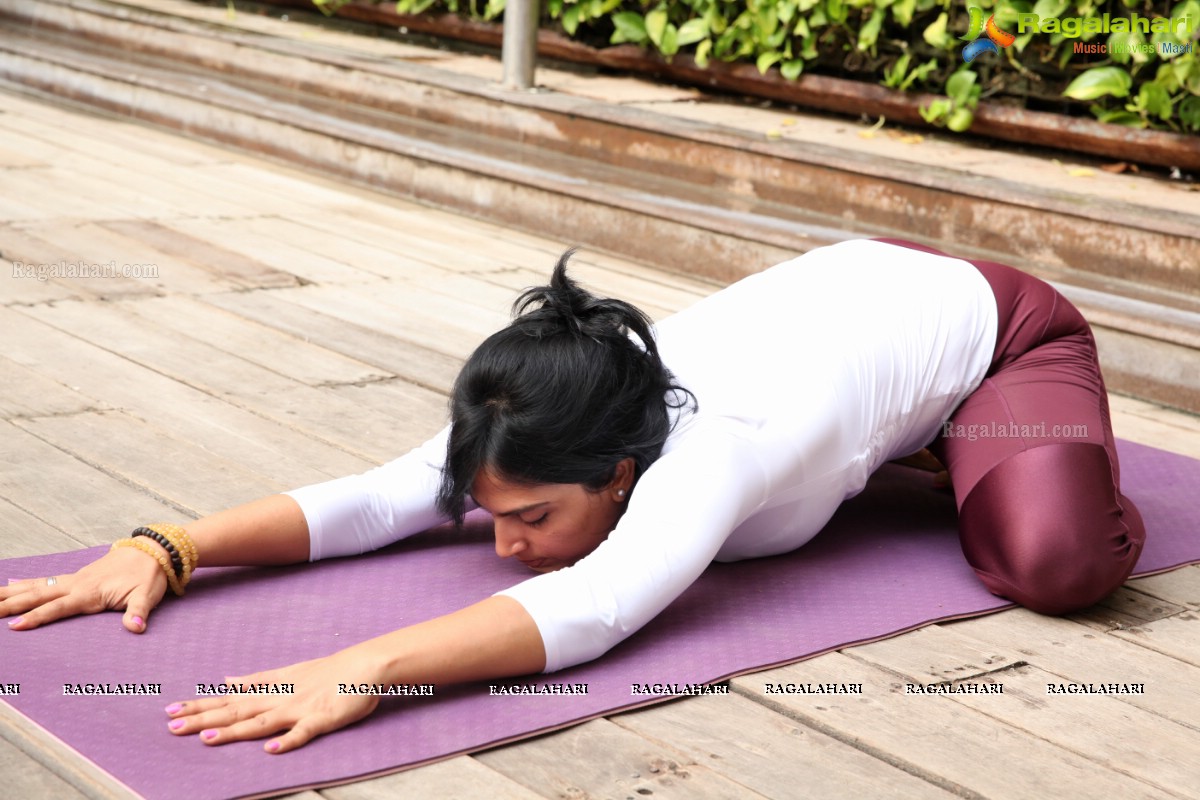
{"left": 921, "top": 68, "right": 981, "bottom": 130}
{"left": 369, "top": 0, "right": 1200, "bottom": 133}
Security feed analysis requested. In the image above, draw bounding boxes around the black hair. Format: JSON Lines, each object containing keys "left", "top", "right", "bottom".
{"left": 436, "top": 249, "right": 696, "bottom": 525}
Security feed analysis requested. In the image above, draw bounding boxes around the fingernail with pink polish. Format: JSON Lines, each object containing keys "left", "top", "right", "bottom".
{"left": 201, "top": 729, "right": 218, "bottom": 741}
{"left": 267, "top": 741, "right": 280, "bottom": 752}
{"left": 165, "top": 703, "right": 183, "bottom": 715}
{"left": 168, "top": 719, "right": 185, "bottom": 731}
{"left": 7, "top": 618, "right": 23, "bottom": 627}
{"left": 132, "top": 616, "right": 145, "bottom": 628}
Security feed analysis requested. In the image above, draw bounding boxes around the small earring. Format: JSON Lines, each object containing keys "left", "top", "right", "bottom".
{"left": 616, "top": 489, "right": 627, "bottom": 499}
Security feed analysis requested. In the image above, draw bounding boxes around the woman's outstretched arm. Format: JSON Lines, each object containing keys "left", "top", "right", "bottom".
{"left": 1, "top": 494, "right": 310, "bottom": 632}
{"left": 164, "top": 595, "right": 545, "bottom": 753}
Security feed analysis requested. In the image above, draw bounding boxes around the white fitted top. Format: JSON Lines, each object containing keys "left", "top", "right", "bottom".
{"left": 285, "top": 240, "right": 998, "bottom": 672}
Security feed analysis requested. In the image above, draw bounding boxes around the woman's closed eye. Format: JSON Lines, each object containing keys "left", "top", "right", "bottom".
{"left": 523, "top": 513, "right": 549, "bottom": 528}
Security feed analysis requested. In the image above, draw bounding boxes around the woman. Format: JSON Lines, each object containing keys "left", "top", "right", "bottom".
{"left": 0, "top": 239, "right": 1144, "bottom": 753}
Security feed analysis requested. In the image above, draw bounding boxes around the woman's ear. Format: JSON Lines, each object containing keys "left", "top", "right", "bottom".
{"left": 610, "top": 457, "right": 636, "bottom": 502}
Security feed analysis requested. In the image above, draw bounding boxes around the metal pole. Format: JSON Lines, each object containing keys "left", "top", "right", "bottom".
{"left": 501, "top": 0, "right": 538, "bottom": 89}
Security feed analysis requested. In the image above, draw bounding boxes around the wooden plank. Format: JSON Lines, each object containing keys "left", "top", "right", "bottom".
{"left": 261, "top": 284, "right": 493, "bottom": 362}
{"left": 1, "top": 221, "right": 159, "bottom": 299}
{"left": 614, "top": 692, "right": 956, "bottom": 800}
{"left": 98, "top": 220, "right": 301, "bottom": 290}
{"left": 0, "top": 142, "right": 47, "bottom": 169}
{"left": 282, "top": 209, "right": 523, "bottom": 275}
{"left": 0, "top": 96, "right": 230, "bottom": 172}
{"left": 19, "top": 298, "right": 446, "bottom": 462}
{"left": 1, "top": 224, "right": 93, "bottom": 304}
{"left": 0, "top": 420, "right": 181, "bottom": 547}
{"left": 0, "top": 162, "right": 176, "bottom": 221}
{"left": 474, "top": 717, "right": 771, "bottom": 799}
{"left": 115, "top": 295, "right": 390, "bottom": 387}
{"left": 0, "top": 115, "right": 66, "bottom": 164}
{"left": 323, "top": 757, "right": 542, "bottom": 800}
{"left": 12, "top": 220, "right": 232, "bottom": 297}
{"left": 0, "top": 354, "right": 101, "bottom": 419}
{"left": 0, "top": 307, "right": 373, "bottom": 485}
{"left": 0, "top": 702, "right": 135, "bottom": 800}
{"left": 731, "top": 653, "right": 1177, "bottom": 799}
{"left": 202, "top": 290, "right": 463, "bottom": 395}
{"left": 0, "top": 495, "right": 83, "bottom": 558}
{"left": 1126, "top": 564, "right": 1200, "bottom": 608}
{"left": 1108, "top": 612, "right": 1200, "bottom": 668}
{"left": 165, "top": 217, "right": 384, "bottom": 285}
{"left": 13, "top": 410, "right": 288, "bottom": 518}
{"left": 207, "top": 216, "right": 451, "bottom": 283}
{"left": 1070, "top": 585, "right": 1187, "bottom": 632}
{"left": 848, "top": 629, "right": 1200, "bottom": 798}
{"left": 200, "top": 162, "right": 398, "bottom": 220}
{"left": 941, "top": 606, "right": 1200, "bottom": 732}
{"left": 0, "top": 735, "right": 90, "bottom": 800}
{"left": 466, "top": 264, "right": 680, "bottom": 321}
{"left": 1110, "top": 395, "right": 1200, "bottom": 459}
{"left": 270, "top": 379, "right": 449, "bottom": 462}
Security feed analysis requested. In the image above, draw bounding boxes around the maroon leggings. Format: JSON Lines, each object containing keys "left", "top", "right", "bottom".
{"left": 878, "top": 239, "right": 1145, "bottom": 614}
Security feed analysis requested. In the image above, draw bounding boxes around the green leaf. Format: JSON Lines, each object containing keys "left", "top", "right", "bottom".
{"left": 562, "top": 4, "right": 581, "bottom": 34}
{"left": 610, "top": 11, "right": 648, "bottom": 44}
{"left": 676, "top": 18, "right": 710, "bottom": 45}
{"left": 694, "top": 38, "right": 712, "bottom": 67}
{"left": 660, "top": 22, "right": 680, "bottom": 55}
{"left": 946, "top": 70, "right": 978, "bottom": 106}
{"left": 777, "top": 0, "right": 797, "bottom": 25}
{"left": 946, "top": 107, "right": 975, "bottom": 131}
{"left": 1030, "top": 0, "right": 1068, "bottom": 18}
{"left": 882, "top": 51, "right": 911, "bottom": 88}
{"left": 890, "top": 0, "right": 914, "bottom": 26}
{"left": 781, "top": 58, "right": 804, "bottom": 80}
{"left": 646, "top": 7, "right": 668, "bottom": 47}
{"left": 1063, "top": 67, "right": 1133, "bottom": 101}
{"left": 922, "top": 12, "right": 949, "bottom": 48}
{"left": 919, "top": 98, "right": 952, "bottom": 123}
{"left": 1178, "top": 96, "right": 1200, "bottom": 131}
{"left": 800, "top": 32, "right": 819, "bottom": 59}
{"left": 1092, "top": 106, "right": 1149, "bottom": 127}
{"left": 757, "top": 51, "right": 784, "bottom": 73}
{"left": 1137, "top": 82, "right": 1174, "bottom": 121}
{"left": 857, "top": 7, "right": 885, "bottom": 51}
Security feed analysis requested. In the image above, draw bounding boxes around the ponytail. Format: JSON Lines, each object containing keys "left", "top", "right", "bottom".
{"left": 437, "top": 249, "right": 695, "bottom": 525}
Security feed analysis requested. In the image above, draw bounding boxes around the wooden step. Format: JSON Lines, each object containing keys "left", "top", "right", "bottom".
{"left": 0, "top": 0, "right": 1196, "bottom": 412}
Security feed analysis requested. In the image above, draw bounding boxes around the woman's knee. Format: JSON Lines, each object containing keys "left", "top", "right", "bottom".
{"left": 957, "top": 444, "right": 1144, "bottom": 615}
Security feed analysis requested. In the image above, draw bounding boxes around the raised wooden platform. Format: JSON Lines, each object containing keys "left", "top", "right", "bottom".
{"left": 1, "top": 0, "right": 1198, "bottom": 413}
{"left": 2, "top": 88, "right": 1199, "bottom": 800}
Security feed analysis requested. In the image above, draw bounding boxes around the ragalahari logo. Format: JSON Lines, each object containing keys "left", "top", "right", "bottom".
{"left": 961, "top": 6, "right": 1016, "bottom": 62}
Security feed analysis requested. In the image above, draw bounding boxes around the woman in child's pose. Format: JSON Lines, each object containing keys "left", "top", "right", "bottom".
{"left": 1, "top": 239, "right": 1143, "bottom": 753}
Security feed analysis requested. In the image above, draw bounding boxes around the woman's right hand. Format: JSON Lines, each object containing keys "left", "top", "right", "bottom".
{"left": 2, "top": 546, "right": 168, "bottom": 633}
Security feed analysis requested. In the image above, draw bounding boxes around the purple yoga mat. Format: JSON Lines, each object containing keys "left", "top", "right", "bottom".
{"left": 3, "top": 440, "right": 1198, "bottom": 799}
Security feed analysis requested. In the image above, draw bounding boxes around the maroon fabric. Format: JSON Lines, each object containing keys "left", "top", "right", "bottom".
{"left": 875, "top": 239, "right": 1144, "bottom": 613}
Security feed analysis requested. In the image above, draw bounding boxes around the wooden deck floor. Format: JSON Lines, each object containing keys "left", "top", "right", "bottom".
{"left": 2, "top": 88, "right": 1199, "bottom": 800}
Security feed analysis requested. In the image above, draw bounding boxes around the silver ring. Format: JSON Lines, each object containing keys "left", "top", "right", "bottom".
{"left": 45, "top": 576, "right": 58, "bottom": 587}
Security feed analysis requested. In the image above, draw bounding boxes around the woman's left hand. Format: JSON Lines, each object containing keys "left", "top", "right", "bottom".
{"left": 165, "top": 646, "right": 386, "bottom": 754}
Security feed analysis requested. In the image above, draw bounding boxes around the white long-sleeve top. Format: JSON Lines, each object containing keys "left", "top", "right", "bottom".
{"left": 285, "top": 240, "right": 998, "bottom": 672}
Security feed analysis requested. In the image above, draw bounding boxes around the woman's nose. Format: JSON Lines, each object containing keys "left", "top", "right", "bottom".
{"left": 493, "top": 520, "right": 528, "bottom": 558}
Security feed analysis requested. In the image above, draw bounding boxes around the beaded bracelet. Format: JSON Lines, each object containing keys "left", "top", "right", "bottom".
{"left": 112, "top": 538, "right": 185, "bottom": 596}
{"left": 131, "top": 527, "right": 183, "bottom": 579}
{"left": 144, "top": 523, "right": 199, "bottom": 586}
